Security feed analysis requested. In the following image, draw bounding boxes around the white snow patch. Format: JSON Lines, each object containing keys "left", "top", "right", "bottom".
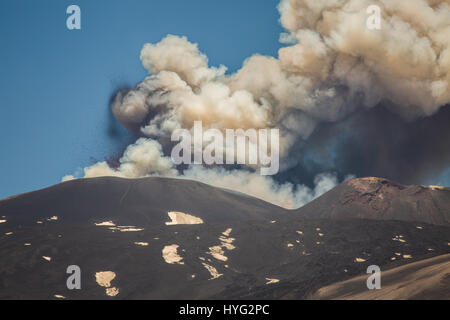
{"left": 222, "top": 228, "right": 232, "bottom": 237}
{"left": 428, "top": 185, "right": 444, "bottom": 190}
{"left": 95, "top": 271, "right": 116, "bottom": 287}
{"left": 265, "top": 278, "right": 280, "bottom": 285}
{"left": 134, "top": 242, "right": 149, "bottom": 246}
{"left": 165, "top": 211, "right": 203, "bottom": 225}
{"left": 95, "top": 221, "right": 116, "bottom": 227}
{"left": 208, "top": 229, "right": 236, "bottom": 261}
{"left": 106, "top": 287, "right": 119, "bottom": 297}
{"left": 208, "top": 246, "right": 227, "bottom": 261}
{"left": 202, "top": 263, "right": 222, "bottom": 280}
{"left": 109, "top": 226, "right": 144, "bottom": 232}
{"left": 162, "top": 244, "right": 184, "bottom": 264}
{"left": 392, "top": 235, "right": 406, "bottom": 243}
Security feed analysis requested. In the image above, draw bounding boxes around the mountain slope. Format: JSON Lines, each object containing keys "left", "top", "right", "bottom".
{"left": 309, "top": 253, "right": 450, "bottom": 300}
{"left": 297, "top": 177, "right": 450, "bottom": 225}
{"left": 0, "top": 176, "right": 449, "bottom": 299}
{"left": 0, "top": 176, "right": 285, "bottom": 226}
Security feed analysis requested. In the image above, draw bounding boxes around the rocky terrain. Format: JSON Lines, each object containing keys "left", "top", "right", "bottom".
{"left": 298, "top": 177, "right": 450, "bottom": 225}
{"left": 0, "top": 177, "right": 448, "bottom": 299}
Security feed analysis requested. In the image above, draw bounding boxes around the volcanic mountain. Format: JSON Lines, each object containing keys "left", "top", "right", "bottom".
{"left": 298, "top": 177, "right": 450, "bottom": 226}
{"left": 0, "top": 176, "right": 285, "bottom": 226}
{"left": 0, "top": 176, "right": 448, "bottom": 299}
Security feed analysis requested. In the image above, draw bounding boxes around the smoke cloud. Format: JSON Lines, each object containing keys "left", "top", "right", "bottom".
{"left": 64, "top": 0, "right": 450, "bottom": 208}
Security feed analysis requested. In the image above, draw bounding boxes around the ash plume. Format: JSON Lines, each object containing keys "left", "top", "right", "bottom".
{"left": 64, "top": 0, "right": 450, "bottom": 208}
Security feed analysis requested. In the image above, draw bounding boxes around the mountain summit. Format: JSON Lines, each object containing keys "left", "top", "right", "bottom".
{"left": 298, "top": 177, "right": 450, "bottom": 225}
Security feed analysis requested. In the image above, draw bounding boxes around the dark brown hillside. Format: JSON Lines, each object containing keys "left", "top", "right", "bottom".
{"left": 297, "top": 177, "right": 450, "bottom": 225}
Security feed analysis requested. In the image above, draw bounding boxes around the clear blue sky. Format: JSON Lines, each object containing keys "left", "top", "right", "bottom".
{"left": 0, "top": 0, "right": 284, "bottom": 199}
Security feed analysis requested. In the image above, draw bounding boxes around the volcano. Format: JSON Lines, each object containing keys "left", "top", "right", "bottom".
{"left": 298, "top": 177, "right": 450, "bottom": 226}
{"left": 0, "top": 176, "right": 448, "bottom": 299}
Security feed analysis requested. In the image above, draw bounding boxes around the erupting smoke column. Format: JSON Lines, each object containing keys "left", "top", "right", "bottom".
{"left": 64, "top": 0, "right": 450, "bottom": 209}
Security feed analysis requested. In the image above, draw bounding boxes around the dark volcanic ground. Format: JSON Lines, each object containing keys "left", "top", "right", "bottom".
{"left": 0, "top": 177, "right": 449, "bottom": 299}
{"left": 298, "top": 177, "right": 450, "bottom": 225}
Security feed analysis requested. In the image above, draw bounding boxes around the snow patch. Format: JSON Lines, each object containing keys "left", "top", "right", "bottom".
{"left": 202, "top": 263, "right": 222, "bottom": 280}
{"left": 106, "top": 287, "right": 119, "bottom": 297}
{"left": 166, "top": 211, "right": 203, "bottom": 225}
{"left": 265, "top": 278, "right": 279, "bottom": 285}
{"left": 134, "top": 242, "right": 149, "bottom": 246}
{"left": 392, "top": 235, "right": 406, "bottom": 243}
{"left": 95, "top": 271, "right": 116, "bottom": 287}
{"left": 208, "top": 229, "right": 235, "bottom": 261}
{"left": 162, "top": 244, "right": 184, "bottom": 264}
{"left": 208, "top": 246, "right": 227, "bottom": 261}
{"left": 95, "top": 221, "right": 116, "bottom": 227}
{"left": 222, "top": 228, "right": 232, "bottom": 237}
{"left": 109, "top": 226, "right": 144, "bottom": 232}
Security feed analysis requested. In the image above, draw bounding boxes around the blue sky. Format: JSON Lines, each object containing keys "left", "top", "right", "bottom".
{"left": 0, "top": 0, "right": 284, "bottom": 198}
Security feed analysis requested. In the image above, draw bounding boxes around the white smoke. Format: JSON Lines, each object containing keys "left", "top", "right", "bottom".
{"left": 63, "top": 147, "right": 345, "bottom": 209}
{"left": 64, "top": 0, "right": 450, "bottom": 208}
